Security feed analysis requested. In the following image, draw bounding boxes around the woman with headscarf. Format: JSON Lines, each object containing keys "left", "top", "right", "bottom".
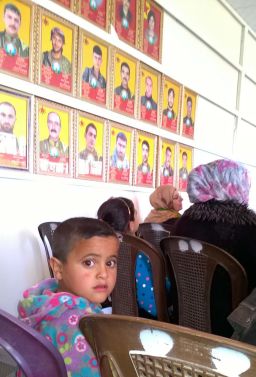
{"left": 174, "top": 159, "right": 256, "bottom": 336}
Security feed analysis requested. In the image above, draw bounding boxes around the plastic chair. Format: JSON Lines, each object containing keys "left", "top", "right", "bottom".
{"left": 160, "top": 236, "right": 248, "bottom": 334}
{"left": 137, "top": 223, "right": 170, "bottom": 253}
{"left": 80, "top": 313, "right": 256, "bottom": 377}
{"left": 38, "top": 222, "right": 60, "bottom": 277}
{"left": 111, "top": 233, "right": 169, "bottom": 322}
{"left": 0, "top": 308, "right": 67, "bottom": 377}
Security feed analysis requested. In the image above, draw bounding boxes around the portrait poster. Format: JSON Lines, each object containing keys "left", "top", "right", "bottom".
{"left": 79, "top": 31, "right": 108, "bottom": 106}
{"left": 182, "top": 88, "right": 197, "bottom": 139}
{"left": 112, "top": 50, "right": 137, "bottom": 117}
{"left": 178, "top": 144, "right": 193, "bottom": 192}
{"left": 141, "top": 0, "right": 162, "bottom": 62}
{"left": 108, "top": 123, "right": 133, "bottom": 184}
{"left": 113, "top": 0, "right": 138, "bottom": 47}
{"left": 135, "top": 130, "right": 156, "bottom": 187}
{"left": 76, "top": 112, "right": 105, "bottom": 181}
{"left": 52, "top": 0, "right": 75, "bottom": 10}
{"left": 139, "top": 64, "right": 159, "bottom": 125}
{"left": 78, "top": 0, "right": 110, "bottom": 31}
{"left": 0, "top": 0, "right": 33, "bottom": 79}
{"left": 35, "top": 99, "right": 71, "bottom": 177}
{"left": 161, "top": 76, "right": 181, "bottom": 133}
{"left": 0, "top": 87, "right": 30, "bottom": 170}
{"left": 158, "top": 138, "right": 176, "bottom": 186}
{"left": 39, "top": 10, "right": 77, "bottom": 94}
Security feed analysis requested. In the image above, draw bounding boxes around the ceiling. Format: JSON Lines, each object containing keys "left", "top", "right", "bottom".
{"left": 225, "top": 0, "right": 256, "bottom": 34}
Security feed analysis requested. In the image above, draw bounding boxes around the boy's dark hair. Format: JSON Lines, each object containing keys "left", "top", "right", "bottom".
{"left": 142, "top": 140, "right": 150, "bottom": 151}
{"left": 97, "top": 198, "right": 130, "bottom": 232}
{"left": 52, "top": 217, "right": 117, "bottom": 262}
{"left": 93, "top": 45, "right": 102, "bottom": 56}
{"left": 118, "top": 197, "right": 135, "bottom": 222}
{"left": 116, "top": 131, "right": 127, "bottom": 143}
{"left": 4, "top": 4, "right": 21, "bottom": 20}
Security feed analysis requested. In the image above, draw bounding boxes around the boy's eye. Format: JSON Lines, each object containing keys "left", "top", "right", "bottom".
{"left": 106, "top": 259, "right": 117, "bottom": 268}
{"left": 82, "top": 259, "right": 95, "bottom": 267}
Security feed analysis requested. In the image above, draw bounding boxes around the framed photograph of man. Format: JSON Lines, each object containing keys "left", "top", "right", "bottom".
{"left": 112, "top": 49, "right": 137, "bottom": 117}
{"left": 76, "top": 112, "right": 106, "bottom": 181}
{"left": 77, "top": 0, "right": 111, "bottom": 31}
{"left": 113, "top": 0, "right": 139, "bottom": 47}
{"left": 141, "top": 0, "right": 163, "bottom": 62}
{"left": 0, "top": 87, "right": 30, "bottom": 170}
{"left": 158, "top": 138, "right": 176, "bottom": 186}
{"left": 0, "top": 0, "right": 34, "bottom": 80}
{"left": 139, "top": 64, "right": 160, "bottom": 125}
{"left": 78, "top": 31, "right": 109, "bottom": 106}
{"left": 52, "top": 0, "right": 75, "bottom": 10}
{"left": 135, "top": 130, "right": 156, "bottom": 187}
{"left": 35, "top": 99, "right": 72, "bottom": 177}
{"left": 37, "top": 9, "right": 77, "bottom": 95}
{"left": 178, "top": 144, "right": 193, "bottom": 192}
{"left": 161, "top": 76, "right": 181, "bottom": 133}
{"left": 108, "top": 122, "right": 133, "bottom": 185}
{"left": 182, "top": 88, "right": 197, "bottom": 139}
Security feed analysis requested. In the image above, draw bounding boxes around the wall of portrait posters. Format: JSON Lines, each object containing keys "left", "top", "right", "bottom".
{"left": 76, "top": 112, "right": 105, "bottom": 181}
{"left": 0, "top": 0, "right": 32, "bottom": 79}
{"left": 113, "top": 0, "right": 138, "bottom": 47}
{"left": 158, "top": 138, "right": 176, "bottom": 186}
{"left": 0, "top": 87, "right": 29, "bottom": 170}
{"left": 108, "top": 123, "right": 133, "bottom": 184}
{"left": 78, "top": 0, "right": 110, "bottom": 31}
{"left": 161, "top": 76, "right": 181, "bottom": 133}
{"left": 139, "top": 64, "right": 160, "bottom": 125}
{"left": 36, "top": 99, "right": 71, "bottom": 177}
{"left": 135, "top": 130, "right": 156, "bottom": 187}
{"left": 141, "top": 0, "right": 162, "bottom": 62}
{"left": 182, "top": 88, "right": 197, "bottom": 139}
{"left": 178, "top": 144, "right": 193, "bottom": 192}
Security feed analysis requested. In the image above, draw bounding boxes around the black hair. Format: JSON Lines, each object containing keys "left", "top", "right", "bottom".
{"left": 166, "top": 146, "right": 172, "bottom": 154}
{"left": 118, "top": 197, "right": 135, "bottom": 222}
{"left": 50, "top": 27, "right": 65, "bottom": 44}
{"left": 182, "top": 151, "right": 188, "bottom": 159}
{"left": 93, "top": 45, "right": 102, "bottom": 56}
{"left": 116, "top": 131, "right": 127, "bottom": 143}
{"left": 85, "top": 122, "right": 97, "bottom": 136}
{"left": 168, "top": 88, "right": 174, "bottom": 97}
{"left": 121, "top": 62, "right": 130, "bottom": 75}
{"left": 142, "top": 140, "right": 150, "bottom": 151}
{"left": 52, "top": 217, "right": 117, "bottom": 262}
{"left": 187, "top": 96, "right": 192, "bottom": 105}
{"left": 4, "top": 4, "right": 21, "bottom": 20}
{"left": 147, "top": 10, "right": 155, "bottom": 23}
{"left": 97, "top": 198, "right": 130, "bottom": 232}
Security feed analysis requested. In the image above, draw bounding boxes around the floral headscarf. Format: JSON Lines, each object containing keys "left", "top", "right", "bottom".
{"left": 187, "top": 159, "right": 250, "bottom": 204}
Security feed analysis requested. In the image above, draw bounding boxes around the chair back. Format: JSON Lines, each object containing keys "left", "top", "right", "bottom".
{"left": 111, "top": 233, "right": 169, "bottom": 322}
{"left": 38, "top": 222, "right": 60, "bottom": 277}
{"left": 161, "top": 236, "right": 248, "bottom": 333}
{"left": 137, "top": 223, "right": 170, "bottom": 253}
{"left": 80, "top": 314, "right": 256, "bottom": 377}
{"left": 0, "top": 308, "right": 67, "bottom": 377}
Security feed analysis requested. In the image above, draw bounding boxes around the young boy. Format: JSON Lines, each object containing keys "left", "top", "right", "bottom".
{"left": 18, "top": 217, "right": 119, "bottom": 376}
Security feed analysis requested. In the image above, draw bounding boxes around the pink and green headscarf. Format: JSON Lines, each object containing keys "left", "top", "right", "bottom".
{"left": 187, "top": 159, "right": 250, "bottom": 204}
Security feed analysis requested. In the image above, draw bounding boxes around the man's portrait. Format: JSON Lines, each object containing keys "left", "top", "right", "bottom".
{"left": 109, "top": 124, "right": 132, "bottom": 184}
{"left": 0, "top": 1, "right": 31, "bottom": 78}
{"left": 140, "top": 65, "right": 159, "bottom": 124}
{"left": 77, "top": 114, "right": 104, "bottom": 180}
{"left": 38, "top": 102, "right": 69, "bottom": 176}
{"left": 80, "top": 34, "right": 108, "bottom": 105}
{"left": 162, "top": 77, "right": 181, "bottom": 133}
{"left": 0, "top": 88, "right": 29, "bottom": 169}
{"left": 79, "top": 0, "right": 108, "bottom": 31}
{"left": 113, "top": 52, "right": 136, "bottom": 116}
{"left": 178, "top": 146, "right": 192, "bottom": 191}
{"left": 136, "top": 132, "right": 155, "bottom": 187}
{"left": 40, "top": 12, "right": 74, "bottom": 93}
{"left": 159, "top": 139, "right": 175, "bottom": 186}
{"left": 182, "top": 89, "right": 197, "bottom": 138}
{"left": 142, "top": 0, "right": 162, "bottom": 62}
{"left": 114, "top": 0, "right": 137, "bottom": 46}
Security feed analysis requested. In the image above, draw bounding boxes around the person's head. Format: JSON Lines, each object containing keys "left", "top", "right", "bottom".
{"left": 120, "top": 62, "right": 130, "bottom": 89}
{"left": 97, "top": 198, "right": 131, "bottom": 233}
{"left": 149, "top": 185, "right": 183, "bottom": 212}
{"left": 165, "top": 147, "right": 172, "bottom": 167}
{"left": 3, "top": 3, "right": 21, "bottom": 38}
{"left": 117, "top": 197, "right": 139, "bottom": 234}
{"left": 142, "top": 140, "right": 149, "bottom": 163}
{"left": 122, "top": 0, "right": 130, "bottom": 14}
{"left": 115, "top": 132, "right": 127, "bottom": 161}
{"left": 186, "top": 96, "right": 192, "bottom": 117}
{"left": 50, "top": 217, "right": 119, "bottom": 305}
{"left": 187, "top": 159, "right": 250, "bottom": 205}
{"left": 167, "top": 88, "right": 175, "bottom": 109}
{"left": 85, "top": 123, "right": 97, "bottom": 152}
{"left": 147, "top": 10, "right": 155, "bottom": 32}
{"left": 92, "top": 45, "right": 103, "bottom": 73}
{"left": 50, "top": 27, "right": 65, "bottom": 54}
{"left": 145, "top": 76, "right": 153, "bottom": 98}
{"left": 47, "top": 112, "right": 61, "bottom": 142}
{"left": 0, "top": 101, "right": 16, "bottom": 133}
{"left": 182, "top": 151, "right": 187, "bottom": 168}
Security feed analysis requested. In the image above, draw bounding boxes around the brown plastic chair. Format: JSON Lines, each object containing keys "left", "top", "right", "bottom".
{"left": 111, "top": 233, "right": 169, "bottom": 322}
{"left": 80, "top": 313, "right": 256, "bottom": 377}
{"left": 38, "top": 222, "right": 60, "bottom": 277}
{"left": 137, "top": 223, "right": 170, "bottom": 253}
{"left": 160, "top": 235, "right": 248, "bottom": 333}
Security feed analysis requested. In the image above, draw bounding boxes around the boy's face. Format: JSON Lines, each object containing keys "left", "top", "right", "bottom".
{"left": 55, "top": 236, "right": 119, "bottom": 304}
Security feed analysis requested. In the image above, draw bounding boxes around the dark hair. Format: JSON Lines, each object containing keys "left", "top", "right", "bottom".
{"left": 51, "top": 27, "right": 65, "bottom": 44}
{"left": 121, "top": 62, "right": 130, "bottom": 75}
{"left": 142, "top": 140, "right": 150, "bottom": 151}
{"left": 116, "top": 131, "right": 127, "bottom": 143}
{"left": 93, "top": 45, "right": 102, "bottom": 56}
{"left": 52, "top": 217, "right": 117, "bottom": 262}
{"left": 187, "top": 96, "right": 192, "bottom": 105}
{"left": 168, "top": 88, "right": 175, "bottom": 97}
{"left": 4, "top": 4, "right": 21, "bottom": 20}
{"left": 166, "top": 146, "right": 171, "bottom": 154}
{"left": 85, "top": 122, "right": 97, "bottom": 136}
{"left": 182, "top": 151, "right": 188, "bottom": 159}
{"left": 147, "top": 10, "right": 155, "bottom": 23}
{"left": 97, "top": 198, "right": 130, "bottom": 232}
{"left": 118, "top": 197, "right": 135, "bottom": 221}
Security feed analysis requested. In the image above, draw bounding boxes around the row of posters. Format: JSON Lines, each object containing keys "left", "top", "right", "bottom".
{"left": 0, "top": 87, "right": 193, "bottom": 190}
{"left": 0, "top": 1, "right": 197, "bottom": 138}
